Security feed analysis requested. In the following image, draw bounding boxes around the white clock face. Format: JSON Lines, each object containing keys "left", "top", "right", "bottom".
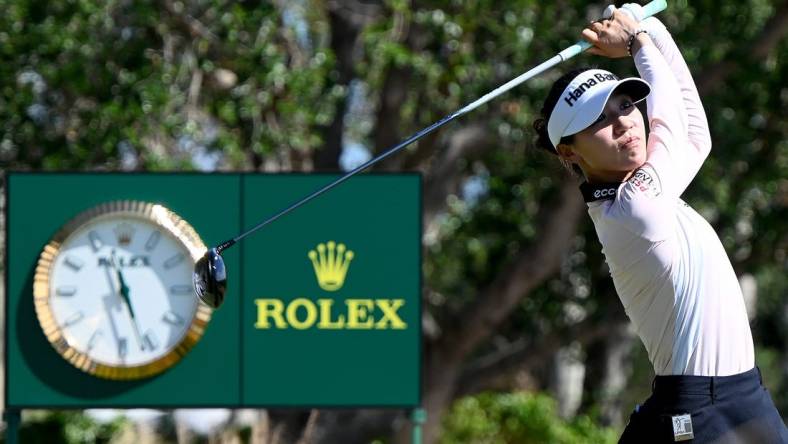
{"left": 48, "top": 216, "right": 197, "bottom": 367}
{"left": 35, "top": 201, "right": 212, "bottom": 379}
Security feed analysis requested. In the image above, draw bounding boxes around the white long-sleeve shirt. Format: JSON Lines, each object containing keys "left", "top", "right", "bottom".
{"left": 581, "top": 21, "right": 754, "bottom": 376}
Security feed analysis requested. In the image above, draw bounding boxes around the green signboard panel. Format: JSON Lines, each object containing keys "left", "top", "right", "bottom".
{"left": 241, "top": 175, "right": 420, "bottom": 406}
{"left": 6, "top": 173, "right": 243, "bottom": 408}
{"left": 5, "top": 173, "right": 420, "bottom": 408}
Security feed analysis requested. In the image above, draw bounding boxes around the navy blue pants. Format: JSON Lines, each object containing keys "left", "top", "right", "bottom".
{"left": 620, "top": 367, "right": 788, "bottom": 443}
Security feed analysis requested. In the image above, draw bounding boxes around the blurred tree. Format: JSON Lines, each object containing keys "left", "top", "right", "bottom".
{"left": 0, "top": 0, "right": 785, "bottom": 443}
{"left": 8, "top": 411, "right": 127, "bottom": 444}
{"left": 440, "top": 392, "right": 618, "bottom": 444}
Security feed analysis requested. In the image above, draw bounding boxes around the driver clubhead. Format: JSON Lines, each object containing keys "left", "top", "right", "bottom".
{"left": 193, "top": 248, "right": 227, "bottom": 308}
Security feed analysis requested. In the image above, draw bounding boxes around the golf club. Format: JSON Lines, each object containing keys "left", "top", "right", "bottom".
{"left": 193, "top": 0, "right": 668, "bottom": 308}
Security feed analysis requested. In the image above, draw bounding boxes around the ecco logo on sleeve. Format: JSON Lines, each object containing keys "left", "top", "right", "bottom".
{"left": 580, "top": 182, "right": 620, "bottom": 203}
{"left": 593, "top": 188, "right": 617, "bottom": 198}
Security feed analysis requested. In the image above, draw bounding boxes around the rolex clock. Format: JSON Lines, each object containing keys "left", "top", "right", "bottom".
{"left": 33, "top": 200, "right": 212, "bottom": 380}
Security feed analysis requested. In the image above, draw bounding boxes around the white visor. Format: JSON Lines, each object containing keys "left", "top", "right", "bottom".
{"left": 546, "top": 69, "right": 651, "bottom": 150}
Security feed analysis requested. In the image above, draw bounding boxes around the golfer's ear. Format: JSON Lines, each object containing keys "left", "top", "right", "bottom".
{"left": 556, "top": 143, "right": 577, "bottom": 162}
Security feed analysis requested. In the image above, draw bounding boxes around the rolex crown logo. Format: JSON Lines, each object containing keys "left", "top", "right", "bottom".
{"left": 114, "top": 222, "right": 135, "bottom": 246}
{"left": 308, "top": 241, "right": 354, "bottom": 291}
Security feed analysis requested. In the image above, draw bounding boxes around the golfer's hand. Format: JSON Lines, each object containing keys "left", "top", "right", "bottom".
{"left": 581, "top": 10, "right": 641, "bottom": 58}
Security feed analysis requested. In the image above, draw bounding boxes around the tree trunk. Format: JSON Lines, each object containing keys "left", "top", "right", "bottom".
{"left": 0, "top": 180, "right": 5, "bottom": 422}
{"left": 578, "top": 283, "right": 636, "bottom": 428}
{"left": 313, "top": 8, "right": 362, "bottom": 171}
{"left": 550, "top": 343, "right": 586, "bottom": 419}
{"left": 597, "top": 322, "right": 637, "bottom": 427}
{"left": 390, "top": 346, "right": 464, "bottom": 444}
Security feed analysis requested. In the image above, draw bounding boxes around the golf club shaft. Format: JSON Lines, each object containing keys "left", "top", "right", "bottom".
{"left": 217, "top": 58, "right": 558, "bottom": 253}
{"left": 216, "top": 0, "right": 667, "bottom": 254}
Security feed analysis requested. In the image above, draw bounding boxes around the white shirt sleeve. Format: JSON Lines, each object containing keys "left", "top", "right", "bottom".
{"left": 580, "top": 165, "right": 673, "bottom": 243}
{"left": 633, "top": 21, "right": 712, "bottom": 198}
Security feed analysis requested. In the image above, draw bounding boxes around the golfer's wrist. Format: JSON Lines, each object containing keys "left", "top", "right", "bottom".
{"left": 629, "top": 31, "right": 652, "bottom": 57}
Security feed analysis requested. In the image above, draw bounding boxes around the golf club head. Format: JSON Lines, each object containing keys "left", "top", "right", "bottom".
{"left": 193, "top": 248, "right": 227, "bottom": 308}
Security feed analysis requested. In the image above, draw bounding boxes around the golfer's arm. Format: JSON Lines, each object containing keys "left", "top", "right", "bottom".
{"left": 632, "top": 37, "right": 701, "bottom": 196}
{"left": 632, "top": 41, "right": 687, "bottom": 150}
{"left": 641, "top": 20, "right": 712, "bottom": 158}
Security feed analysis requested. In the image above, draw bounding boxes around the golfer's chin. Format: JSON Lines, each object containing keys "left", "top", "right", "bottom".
{"left": 623, "top": 148, "right": 647, "bottom": 171}
{"left": 612, "top": 156, "right": 648, "bottom": 183}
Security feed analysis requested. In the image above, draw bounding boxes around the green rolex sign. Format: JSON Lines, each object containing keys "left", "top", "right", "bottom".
{"left": 6, "top": 173, "right": 421, "bottom": 408}
{"left": 239, "top": 175, "right": 420, "bottom": 406}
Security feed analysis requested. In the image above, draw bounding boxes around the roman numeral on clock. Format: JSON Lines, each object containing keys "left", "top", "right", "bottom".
{"left": 63, "top": 311, "right": 84, "bottom": 327}
{"left": 64, "top": 255, "right": 84, "bottom": 271}
{"left": 143, "top": 330, "right": 159, "bottom": 351}
{"left": 56, "top": 286, "right": 77, "bottom": 296}
{"left": 164, "top": 253, "right": 184, "bottom": 269}
{"left": 170, "top": 285, "right": 192, "bottom": 295}
{"left": 118, "top": 338, "right": 128, "bottom": 358}
{"left": 89, "top": 231, "right": 103, "bottom": 252}
{"left": 162, "top": 311, "right": 185, "bottom": 326}
{"left": 87, "top": 330, "right": 103, "bottom": 351}
{"left": 145, "top": 231, "right": 161, "bottom": 251}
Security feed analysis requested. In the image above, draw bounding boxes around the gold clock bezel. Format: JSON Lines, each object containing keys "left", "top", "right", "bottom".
{"left": 33, "top": 200, "right": 212, "bottom": 380}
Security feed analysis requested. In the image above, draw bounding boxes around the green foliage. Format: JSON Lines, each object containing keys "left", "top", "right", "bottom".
{"left": 755, "top": 345, "right": 787, "bottom": 413}
{"left": 11, "top": 411, "right": 127, "bottom": 444}
{"left": 0, "top": 0, "right": 339, "bottom": 170}
{"left": 441, "top": 392, "right": 618, "bottom": 444}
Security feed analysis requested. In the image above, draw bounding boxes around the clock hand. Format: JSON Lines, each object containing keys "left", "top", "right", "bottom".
{"left": 111, "top": 250, "right": 145, "bottom": 351}
{"left": 102, "top": 294, "right": 127, "bottom": 362}
{"left": 116, "top": 268, "right": 135, "bottom": 318}
{"left": 117, "top": 269, "right": 145, "bottom": 350}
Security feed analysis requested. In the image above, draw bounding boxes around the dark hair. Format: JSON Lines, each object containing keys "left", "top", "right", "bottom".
{"left": 532, "top": 67, "right": 593, "bottom": 176}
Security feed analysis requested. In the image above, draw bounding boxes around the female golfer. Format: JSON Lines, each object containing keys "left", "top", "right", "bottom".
{"left": 531, "top": 7, "right": 788, "bottom": 443}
